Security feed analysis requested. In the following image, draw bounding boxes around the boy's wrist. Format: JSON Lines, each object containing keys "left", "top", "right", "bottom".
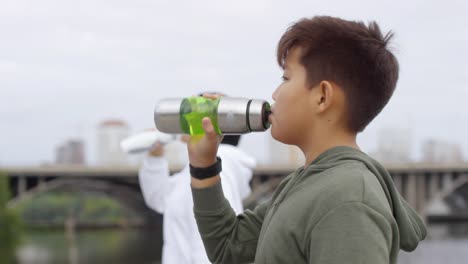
{"left": 189, "top": 156, "right": 217, "bottom": 168}
{"left": 191, "top": 175, "right": 221, "bottom": 189}
{"left": 190, "top": 157, "right": 222, "bottom": 180}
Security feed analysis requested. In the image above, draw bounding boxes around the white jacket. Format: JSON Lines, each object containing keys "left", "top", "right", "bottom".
{"left": 138, "top": 144, "right": 256, "bottom": 264}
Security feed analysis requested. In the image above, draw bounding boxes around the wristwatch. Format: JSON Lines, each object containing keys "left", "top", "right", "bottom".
{"left": 190, "top": 157, "right": 222, "bottom": 180}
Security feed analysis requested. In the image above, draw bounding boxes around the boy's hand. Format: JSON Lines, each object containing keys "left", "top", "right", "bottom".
{"left": 187, "top": 93, "right": 224, "bottom": 188}
{"left": 148, "top": 142, "right": 164, "bottom": 157}
{"left": 187, "top": 93, "right": 224, "bottom": 168}
{"left": 187, "top": 117, "right": 223, "bottom": 168}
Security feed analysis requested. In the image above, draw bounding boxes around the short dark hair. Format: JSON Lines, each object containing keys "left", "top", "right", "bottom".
{"left": 277, "top": 16, "right": 399, "bottom": 132}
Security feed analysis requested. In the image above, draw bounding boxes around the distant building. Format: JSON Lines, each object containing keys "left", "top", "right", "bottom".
{"left": 371, "top": 127, "right": 412, "bottom": 164}
{"left": 422, "top": 139, "right": 463, "bottom": 163}
{"left": 56, "top": 139, "right": 85, "bottom": 165}
{"left": 97, "top": 119, "right": 129, "bottom": 165}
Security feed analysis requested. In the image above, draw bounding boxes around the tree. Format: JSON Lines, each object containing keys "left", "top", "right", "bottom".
{"left": 0, "top": 172, "right": 22, "bottom": 263}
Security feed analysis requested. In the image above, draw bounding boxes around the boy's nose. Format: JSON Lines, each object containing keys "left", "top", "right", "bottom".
{"left": 272, "top": 86, "right": 279, "bottom": 101}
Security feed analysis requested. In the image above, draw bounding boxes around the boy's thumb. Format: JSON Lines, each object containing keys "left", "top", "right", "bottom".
{"left": 202, "top": 117, "right": 217, "bottom": 141}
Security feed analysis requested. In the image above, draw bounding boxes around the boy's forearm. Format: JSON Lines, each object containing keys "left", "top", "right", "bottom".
{"left": 191, "top": 181, "right": 263, "bottom": 263}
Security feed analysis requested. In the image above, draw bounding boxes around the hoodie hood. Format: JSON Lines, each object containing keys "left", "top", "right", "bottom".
{"left": 306, "top": 146, "right": 427, "bottom": 252}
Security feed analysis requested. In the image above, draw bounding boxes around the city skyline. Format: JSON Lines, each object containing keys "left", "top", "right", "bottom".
{"left": 50, "top": 118, "right": 465, "bottom": 167}
{"left": 1, "top": 0, "right": 467, "bottom": 165}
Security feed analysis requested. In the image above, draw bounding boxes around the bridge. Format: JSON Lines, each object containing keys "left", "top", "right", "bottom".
{"left": 2, "top": 163, "right": 468, "bottom": 222}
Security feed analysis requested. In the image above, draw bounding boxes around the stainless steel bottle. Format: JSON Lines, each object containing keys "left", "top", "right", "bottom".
{"left": 154, "top": 97, "right": 271, "bottom": 135}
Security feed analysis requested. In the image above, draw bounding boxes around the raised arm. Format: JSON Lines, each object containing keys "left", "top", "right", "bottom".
{"left": 188, "top": 116, "right": 266, "bottom": 263}
{"left": 138, "top": 143, "right": 172, "bottom": 213}
{"left": 193, "top": 181, "right": 268, "bottom": 263}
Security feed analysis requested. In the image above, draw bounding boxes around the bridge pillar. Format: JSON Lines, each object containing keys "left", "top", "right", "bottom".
{"left": 405, "top": 174, "right": 418, "bottom": 210}
{"left": 17, "top": 176, "right": 26, "bottom": 198}
{"left": 37, "top": 176, "right": 46, "bottom": 190}
{"left": 428, "top": 173, "right": 439, "bottom": 201}
{"left": 416, "top": 174, "right": 426, "bottom": 214}
{"left": 442, "top": 172, "right": 454, "bottom": 191}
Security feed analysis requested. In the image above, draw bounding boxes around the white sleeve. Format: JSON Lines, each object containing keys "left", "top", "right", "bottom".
{"left": 138, "top": 155, "right": 171, "bottom": 214}
{"left": 190, "top": 227, "right": 212, "bottom": 264}
{"left": 218, "top": 159, "right": 250, "bottom": 215}
{"left": 215, "top": 146, "right": 255, "bottom": 215}
{"left": 220, "top": 174, "right": 243, "bottom": 214}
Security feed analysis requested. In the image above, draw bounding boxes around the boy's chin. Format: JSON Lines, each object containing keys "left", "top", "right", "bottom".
{"left": 271, "top": 128, "right": 291, "bottom": 145}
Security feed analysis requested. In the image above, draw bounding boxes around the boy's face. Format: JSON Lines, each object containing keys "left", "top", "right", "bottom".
{"left": 269, "top": 47, "right": 316, "bottom": 147}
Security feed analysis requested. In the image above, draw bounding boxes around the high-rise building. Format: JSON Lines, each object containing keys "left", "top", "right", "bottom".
{"left": 422, "top": 139, "right": 463, "bottom": 163}
{"left": 371, "top": 127, "right": 412, "bottom": 164}
{"left": 97, "top": 119, "right": 129, "bottom": 165}
{"left": 55, "top": 139, "right": 85, "bottom": 165}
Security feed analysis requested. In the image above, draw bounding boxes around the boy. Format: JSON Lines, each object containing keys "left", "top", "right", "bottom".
{"left": 186, "top": 16, "right": 426, "bottom": 264}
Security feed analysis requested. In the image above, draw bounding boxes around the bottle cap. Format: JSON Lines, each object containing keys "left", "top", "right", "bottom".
{"left": 248, "top": 99, "right": 271, "bottom": 131}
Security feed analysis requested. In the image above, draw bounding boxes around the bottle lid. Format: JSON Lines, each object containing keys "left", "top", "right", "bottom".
{"left": 248, "top": 99, "right": 271, "bottom": 131}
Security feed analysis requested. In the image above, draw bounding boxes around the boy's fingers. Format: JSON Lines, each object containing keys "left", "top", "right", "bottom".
{"left": 201, "top": 93, "right": 222, "bottom": 99}
{"left": 202, "top": 117, "right": 218, "bottom": 141}
{"left": 202, "top": 117, "right": 222, "bottom": 143}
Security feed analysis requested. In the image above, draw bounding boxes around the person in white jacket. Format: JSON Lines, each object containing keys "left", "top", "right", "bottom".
{"left": 139, "top": 134, "right": 255, "bottom": 264}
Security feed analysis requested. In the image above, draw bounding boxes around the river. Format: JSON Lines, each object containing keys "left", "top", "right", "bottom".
{"left": 12, "top": 223, "right": 468, "bottom": 264}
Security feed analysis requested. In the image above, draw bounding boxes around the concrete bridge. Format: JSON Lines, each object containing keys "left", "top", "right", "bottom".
{"left": 2, "top": 163, "right": 468, "bottom": 221}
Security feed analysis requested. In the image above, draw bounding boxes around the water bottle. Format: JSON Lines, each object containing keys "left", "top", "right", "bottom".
{"left": 154, "top": 96, "right": 271, "bottom": 135}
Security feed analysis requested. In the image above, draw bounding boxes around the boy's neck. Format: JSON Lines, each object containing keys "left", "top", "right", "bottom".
{"left": 302, "top": 130, "right": 359, "bottom": 166}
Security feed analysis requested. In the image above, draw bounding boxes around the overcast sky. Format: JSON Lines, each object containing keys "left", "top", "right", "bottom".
{"left": 1, "top": 0, "right": 467, "bottom": 166}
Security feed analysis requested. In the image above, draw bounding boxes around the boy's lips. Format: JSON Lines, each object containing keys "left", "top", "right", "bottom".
{"left": 269, "top": 105, "right": 275, "bottom": 113}
{"left": 267, "top": 104, "right": 275, "bottom": 122}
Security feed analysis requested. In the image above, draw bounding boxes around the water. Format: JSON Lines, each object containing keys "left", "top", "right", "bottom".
{"left": 180, "top": 96, "right": 221, "bottom": 135}
{"left": 12, "top": 224, "right": 468, "bottom": 264}
{"left": 15, "top": 228, "right": 162, "bottom": 264}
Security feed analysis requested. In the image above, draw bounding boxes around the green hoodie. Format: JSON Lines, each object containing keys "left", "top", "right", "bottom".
{"left": 192, "top": 146, "right": 427, "bottom": 264}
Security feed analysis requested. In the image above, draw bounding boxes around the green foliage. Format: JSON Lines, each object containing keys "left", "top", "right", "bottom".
{"left": 0, "top": 172, "right": 11, "bottom": 207}
{"left": 79, "top": 194, "right": 124, "bottom": 222}
{"left": 17, "top": 191, "right": 136, "bottom": 225}
{"left": 0, "top": 172, "right": 23, "bottom": 263}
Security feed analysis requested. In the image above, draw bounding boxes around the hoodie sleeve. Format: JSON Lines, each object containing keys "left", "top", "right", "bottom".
{"left": 192, "top": 181, "right": 269, "bottom": 264}
{"left": 308, "top": 202, "right": 395, "bottom": 264}
{"left": 138, "top": 155, "right": 172, "bottom": 213}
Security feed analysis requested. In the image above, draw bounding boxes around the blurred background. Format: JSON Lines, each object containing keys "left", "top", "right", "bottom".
{"left": 1, "top": 0, "right": 467, "bottom": 263}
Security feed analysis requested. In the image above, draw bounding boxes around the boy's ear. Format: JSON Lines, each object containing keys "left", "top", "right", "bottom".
{"left": 314, "top": 81, "right": 334, "bottom": 113}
